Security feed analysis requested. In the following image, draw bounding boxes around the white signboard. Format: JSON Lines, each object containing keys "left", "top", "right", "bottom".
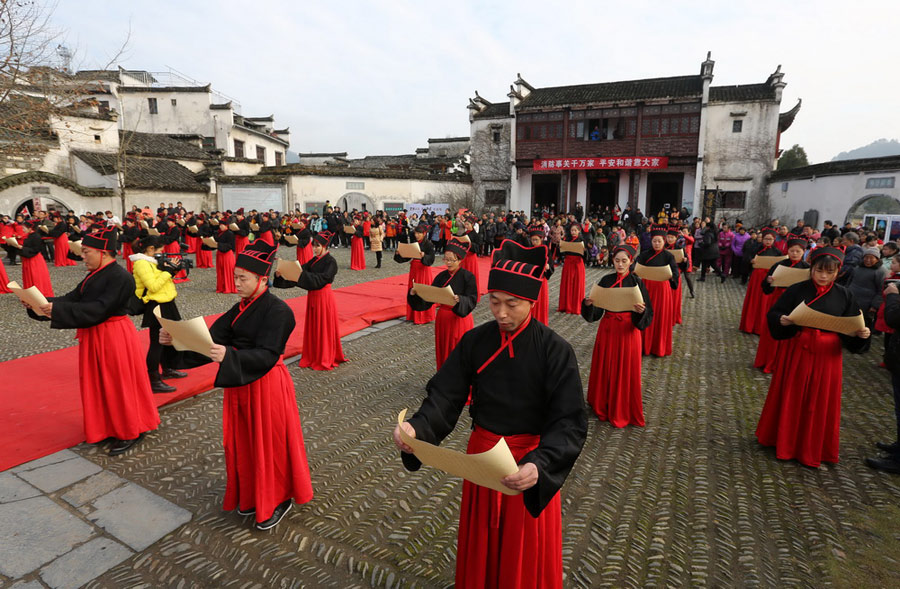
{"left": 221, "top": 185, "right": 285, "bottom": 212}
{"left": 405, "top": 203, "right": 450, "bottom": 218}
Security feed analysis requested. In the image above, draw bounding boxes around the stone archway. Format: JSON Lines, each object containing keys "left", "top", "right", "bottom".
{"left": 338, "top": 192, "right": 376, "bottom": 213}
{"left": 845, "top": 194, "right": 900, "bottom": 225}
{"left": 12, "top": 194, "right": 77, "bottom": 218}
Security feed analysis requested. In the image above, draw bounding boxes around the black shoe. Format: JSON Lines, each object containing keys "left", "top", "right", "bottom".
{"left": 720, "top": 274, "right": 727, "bottom": 283}
{"left": 875, "top": 441, "right": 900, "bottom": 455}
{"left": 161, "top": 368, "right": 188, "bottom": 379}
{"left": 699, "top": 277, "right": 706, "bottom": 282}
{"left": 865, "top": 456, "right": 900, "bottom": 474}
{"left": 237, "top": 506, "right": 256, "bottom": 516}
{"left": 255, "top": 499, "right": 292, "bottom": 530}
{"left": 108, "top": 433, "right": 146, "bottom": 456}
{"left": 151, "top": 378, "right": 176, "bottom": 393}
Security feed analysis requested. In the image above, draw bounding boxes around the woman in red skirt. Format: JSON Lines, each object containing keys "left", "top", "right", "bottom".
{"left": 665, "top": 227, "right": 685, "bottom": 324}
{"left": 350, "top": 217, "right": 366, "bottom": 270}
{"left": 408, "top": 237, "right": 478, "bottom": 370}
{"left": 17, "top": 221, "right": 54, "bottom": 296}
{"left": 163, "top": 239, "right": 313, "bottom": 529}
{"left": 294, "top": 219, "right": 313, "bottom": 264}
{"left": 458, "top": 220, "right": 482, "bottom": 294}
{"left": 756, "top": 246, "right": 871, "bottom": 467}
{"left": 635, "top": 227, "right": 679, "bottom": 357}
{"left": 50, "top": 214, "right": 76, "bottom": 267}
{"left": 582, "top": 244, "right": 653, "bottom": 426}
{"left": 740, "top": 228, "right": 783, "bottom": 334}
{"left": 528, "top": 229, "right": 553, "bottom": 324}
{"left": 557, "top": 223, "right": 587, "bottom": 314}
{"left": 233, "top": 209, "right": 250, "bottom": 254}
{"left": 754, "top": 235, "right": 809, "bottom": 372}
{"left": 195, "top": 217, "right": 215, "bottom": 269}
{"left": 395, "top": 223, "right": 436, "bottom": 324}
{"left": 274, "top": 231, "right": 348, "bottom": 371}
{"left": 215, "top": 223, "right": 237, "bottom": 293}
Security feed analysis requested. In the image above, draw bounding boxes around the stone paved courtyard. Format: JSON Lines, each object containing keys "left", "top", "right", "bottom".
{"left": 1, "top": 247, "right": 899, "bottom": 588}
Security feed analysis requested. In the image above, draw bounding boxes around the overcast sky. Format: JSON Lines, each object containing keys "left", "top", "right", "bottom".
{"left": 51, "top": 0, "right": 898, "bottom": 163}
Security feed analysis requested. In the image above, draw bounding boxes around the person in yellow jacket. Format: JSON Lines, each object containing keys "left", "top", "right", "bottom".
{"left": 130, "top": 235, "right": 187, "bottom": 392}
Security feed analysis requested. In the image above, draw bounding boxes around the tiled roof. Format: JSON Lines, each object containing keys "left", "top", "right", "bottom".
{"left": 709, "top": 84, "right": 776, "bottom": 103}
{"left": 0, "top": 171, "right": 114, "bottom": 196}
{"left": 428, "top": 137, "right": 469, "bottom": 143}
{"left": 72, "top": 151, "right": 208, "bottom": 192}
{"left": 117, "top": 85, "right": 211, "bottom": 93}
{"left": 72, "top": 70, "right": 121, "bottom": 82}
{"left": 518, "top": 75, "right": 703, "bottom": 109}
{"left": 210, "top": 102, "right": 233, "bottom": 110}
{"left": 255, "top": 164, "right": 471, "bottom": 182}
{"left": 473, "top": 101, "right": 511, "bottom": 119}
{"left": 770, "top": 155, "right": 900, "bottom": 181}
{"left": 119, "top": 131, "right": 213, "bottom": 160}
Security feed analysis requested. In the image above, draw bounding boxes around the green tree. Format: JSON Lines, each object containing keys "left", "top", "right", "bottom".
{"left": 777, "top": 144, "right": 809, "bottom": 170}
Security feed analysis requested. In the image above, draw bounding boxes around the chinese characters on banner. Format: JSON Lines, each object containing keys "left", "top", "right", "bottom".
{"left": 533, "top": 156, "right": 669, "bottom": 171}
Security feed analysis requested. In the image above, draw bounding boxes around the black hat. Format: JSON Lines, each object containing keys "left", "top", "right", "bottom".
{"left": 667, "top": 226, "right": 680, "bottom": 236}
{"left": 808, "top": 246, "right": 844, "bottom": 266}
{"left": 444, "top": 237, "right": 469, "bottom": 260}
{"left": 313, "top": 230, "right": 334, "bottom": 247}
{"left": 612, "top": 243, "right": 637, "bottom": 259}
{"left": 236, "top": 240, "right": 277, "bottom": 276}
{"left": 488, "top": 239, "right": 547, "bottom": 302}
{"left": 787, "top": 235, "right": 808, "bottom": 249}
{"left": 82, "top": 226, "right": 118, "bottom": 254}
{"left": 650, "top": 225, "right": 667, "bottom": 237}
{"left": 414, "top": 222, "right": 429, "bottom": 234}
{"left": 527, "top": 226, "right": 545, "bottom": 237}
{"left": 761, "top": 227, "right": 777, "bottom": 238}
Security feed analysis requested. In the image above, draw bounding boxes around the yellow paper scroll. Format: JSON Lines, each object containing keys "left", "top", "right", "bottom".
{"left": 201, "top": 237, "right": 217, "bottom": 248}
{"left": 787, "top": 302, "right": 865, "bottom": 336}
{"left": 559, "top": 240, "right": 585, "bottom": 255}
{"left": 284, "top": 234, "right": 299, "bottom": 245}
{"left": 250, "top": 222, "right": 260, "bottom": 231}
{"left": 154, "top": 307, "right": 214, "bottom": 357}
{"left": 188, "top": 225, "right": 199, "bottom": 234}
{"left": 413, "top": 282, "right": 457, "bottom": 307}
{"left": 671, "top": 249, "right": 685, "bottom": 264}
{"left": 68, "top": 241, "right": 82, "bottom": 257}
{"left": 343, "top": 225, "right": 357, "bottom": 235}
{"left": 396, "top": 410, "right": 520, "bottom": 495}
{"left": 771, "top": 264, "right": 810, "bottom": 288}
{"left": 589, "top": 284, "right": 644, "bottom": 312}
{"left": 229, "top": 222, "right": 240, "bottom": 231}
{"left": 397, "top": 242, "right": 423, "bottom": 260}
{"left": 275, "top": 259, "right": 303, "bottom": 282}
{"left": 634, "top": 263, "right": 673, "bottom": 282}
{"left": 8, "top": 281, "right": 50, "bottom": 316}
{"left": 752, "top": 255, "right": 787, "bottom": 270}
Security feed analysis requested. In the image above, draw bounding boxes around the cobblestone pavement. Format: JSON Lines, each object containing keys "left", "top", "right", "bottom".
{"left": 2, "top": 250, "right": 899, "bottom": 588}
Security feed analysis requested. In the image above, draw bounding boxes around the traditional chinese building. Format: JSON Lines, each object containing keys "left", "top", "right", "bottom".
{"left": 468, "top": 53, "right": 800, "bottom": 223}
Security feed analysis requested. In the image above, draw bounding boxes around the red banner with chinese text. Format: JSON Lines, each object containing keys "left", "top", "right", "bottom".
{"left": 533, "top": 156, "right": 668, "bottom": 171}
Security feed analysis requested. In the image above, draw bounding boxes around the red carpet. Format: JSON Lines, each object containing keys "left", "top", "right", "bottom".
{"left": 0, "top": 256, "right": 493, "bottom": 471}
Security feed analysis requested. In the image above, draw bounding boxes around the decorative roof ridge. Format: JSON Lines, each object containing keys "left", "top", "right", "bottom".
{"left": 0, "top": 170, "right": 115, "bottom": 196}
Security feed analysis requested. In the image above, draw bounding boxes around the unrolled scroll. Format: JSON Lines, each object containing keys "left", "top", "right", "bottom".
{"left": 250, "top": 222, "right": 260, "bottom": 231}
{"left": 397, "top": 242, "right": 423, "bottom": 259}
{"left": 396, "top": 409, "right": 520, "bottom": 495}
{"left": 634, "top": 263, "right": 673, "bottom": 281}
{"left": 672, "top": 249, "right": 685, "bottom": 264}
{"left": 188, "top": 225, "right": 199, "bottom": 234}
{"left": 201, "top": 237, "right": 217, "bottom": 248}
{"left": 68, "top": 241, "right": 83, "bottom": 257}
{"left": 154, "top": 307, "right": 214, "bottom": 357}
{"left": 5, "top": 237, "right": 19, "bottom": 247}
{"left": 786, "top": 302, "right": 866, "bottom": 336}
{"left": 229, "top": 222, "right": 240, "bottom": 231}
{"left": 771, "top": 264, "right": 810, "bottom": 288}
{"left": 147, "top": 228, "right": 160, "bottom": 236}
{"left": 284, "top": 234, "right": 299, "bottom": 245}
{"left": 413, "top": 282, "right": 457, "bottom": 307}
{"left": 559, "top": 240, "right": 585, "bottom": 255}
{"left": 8, "top": 281, "right": 50, "bottom": 316}
{"left": 752, "top": 255, "right": 787, "bottom": 270}
{"left": 455, "top": 234, "right": 471, "bottom": 243}
{"left": 589, "top": 284, "right": 644, "bottom": 312}
{"left": 275, "top": 259, "right": 303, "bottom": 282}
{"left": 343, "top": 225, "right": 357, "bottom": 235}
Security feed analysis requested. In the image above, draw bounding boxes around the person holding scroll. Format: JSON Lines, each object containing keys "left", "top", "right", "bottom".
{"left": 294, "top": 218, "right": 314, "bottom": 265}
{"left": 49, "top": 213, "right": 76, "bottom": 267}
{"left": 395, "top": 223, "right": 436, "bottom": 324}
{"left": 273, "top": 230, "right": 347, "bottom": 371}
{"left": 665, "top": 227, "right": 686, "bottom": 324}
{"left": 739, "top": 228, "right": 783, "bottom": 334}
{"left": 161, "top": 216, "right": 189, "bottom": 284}
{"left": 754, "top": 235, "right": 810, "bottom": 373}
{"left": 120, "top": 216, "right": 139, "bottom": 273}
{"left": 408, "top": 237, "right": 478, "bottom": 370}
{"left": 528, "top": 228, "right": 554, "bottom": 324}
{"left": 350, "top": 216, "right": 366, "bottom": 270}
{"left": 635, "top": 226, "right": 679, "bottom": 357}
{"left": 582, "top": 244, "right": 652, "bottom": 427}
{"left": 755, "top": 246, "right": 871, "bottom": 468}
{"left": 233, "top": 209, "right": 251, "bottom": 254}
{"left": 195, "top": 216, "right": 215, "bottom": 269}
{"left": 17, "top": 220, "right": 55, "bottom": 296}
{"left": 557, "top": 223, "right": 588, "bottom": 314}
{"left": 393, "top": 249, "right": 587, "bottom": 589}
{"left": 162, "top": 239, "right": 314, "bottom": 529}
{"left": 458, "top": 219, "right": 482, "bottom": 294}
{"left": 26, "top": 225, "right": 159, "bottom": 456}
{"left": 214, "top": 222, "right": 237, "bottom": 294}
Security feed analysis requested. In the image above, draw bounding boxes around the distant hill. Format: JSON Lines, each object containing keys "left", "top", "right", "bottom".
{"left": 832, "top": 138, "right": 900, "bottom": 161}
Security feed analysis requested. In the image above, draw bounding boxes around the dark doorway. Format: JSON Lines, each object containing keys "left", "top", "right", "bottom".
{"left": 532, "top": 175, "right": 560, "bottom": 214}
{"left": 647, "top": 173, "right": 683, "bottom": 219}
{"left": 588, "top": 173, "right": 618, "bottom": 216}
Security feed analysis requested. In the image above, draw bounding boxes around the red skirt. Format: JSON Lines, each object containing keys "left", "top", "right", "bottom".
{"left": 755, "top": 328, "right": 843, "bottom": 467}
{"left": 456, "top": 427, "right": 562, "bottom": 589}
{"left": 222, "top": 359, "right": 314, "bottom": 522}
{"left": 587, "top": 312, "right": 644, "bottom": 427}
{"left": 297, "top": 243, "right": 313, "bottom": 264}
{"left": 406, "top": 260, "right": 435, "bottom": 324}
{"left": 22, "top": 255, "right": 54, "bottom": 297}
{"left": 235, "top": 235, "right": 249, "bottom": 254}
{"left": 196, "top": 248, "right": 214, "bottom": 268}
{"left": 753, "top": 287, "right": 783, "bottom": 373}
{"left": 76, "top": 316, "right": 159, "bottom": 442}
{"left": 216, "top": 250, "right": 237, "bottom": 293}
{"left": 350, "top": 236, "right": 366, "bottom": 270}
{"left": 299, "top": 285, "right": 348, "bottom": 370}
{"left": 435, "top": 305, "right": 474, "bottom": 370}
{"left": 673, "top": 278, "right": 683, "bottom": 325}
{"left": 54, "top": 234, "right": 75, "bottom": 266}
{"left": 740, "top": 268, "right": 771, "bottom": 334}
{"left": 186, "top": 234, "right": 200, "bottom": 254}
{"left": 0, "top": 261, "right": 11, "bottom": 293}
{"left": 122, "top": 242, "right": 134, "bottom": 273}
{"left": 557, "top": 256, "right": 584, "bottom": 314}
{"left": 642, "top": 279, "right": 674, "bottom": 357}
{"left": 460, "top": 253, "right": 481, "bottom": 295}
{"left": 531, "top": 279, "right": 549, "bottom": 325}
{"left": 256, "top": 232, "right": 275, "bottom": 246}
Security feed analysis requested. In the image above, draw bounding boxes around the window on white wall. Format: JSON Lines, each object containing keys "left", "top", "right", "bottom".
{"left": 732, "top": 120, "right": 743, "bottom": 133}
{"left": 866, "top": 177, "right": 895, "bottom": 189}
{"left": 148, "top": 98, "right": 158, "bottom": 114}
{"left": 346, "top": 181, "right": 365, "bottom": 190}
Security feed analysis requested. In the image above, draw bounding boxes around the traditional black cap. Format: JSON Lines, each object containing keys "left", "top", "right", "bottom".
{"left": 650, "top": 225, "right": 667, "bottom": 237}
{"left": 444, "top": 237, "right": 469, "bottom": 260}
{"left": 488, "top": 239, "right": 548, "bottom": 302}
{"left": 761, "top": 227, "right": 777, "bottom": 238}
{"left": 313, "top": 230, "right": 334, "bottom": 247}
{"left": 808, "top": 246, "right": 845, "bottom": 266}
{"left": 787, "top": 234, "right": 808, "bottom": 249}
{"left": 82, "top": 225, "right": 118, "bottom": 254}
{"left": 612, "top": 243, "right": 637, "bottom": 259}
{"left": 527, "top": 226, "right": 545, "bottom": 237}
{"left": 414, "top": 222, "right": 429, "bottom": 234}
{"left": 667, "top": 225, "right": 680, "bottom": 236}
{"left": 235, "top": 240, "right": 277, "bottom": 276}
